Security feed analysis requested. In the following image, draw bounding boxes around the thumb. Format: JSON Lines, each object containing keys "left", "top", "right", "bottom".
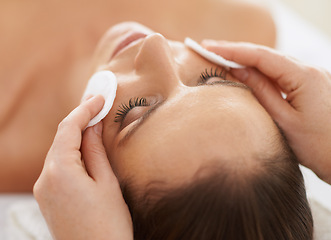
{"left": 81, "top": 122, "right": 115, "bottom": 182}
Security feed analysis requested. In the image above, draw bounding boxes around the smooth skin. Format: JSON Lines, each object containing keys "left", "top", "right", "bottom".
{"left": 92, "top": 23, "right": 280, "bottom": 189}
{"left": 35, "top": 24, "right": 282, "bottom": 239}
{"left": 35, "top": 40, "right": 331, "bottom": 240}
{"left": 0, "top": 0, "right": 276, "bottom": 192}
{"left": 35, "top": 30, "right": 331, "bottom": 240}
{"left": 34, "top": 95, "right": 133, "bottom": 240}
{"left": 202, "top": 40, "right": 331, "bottom": 184}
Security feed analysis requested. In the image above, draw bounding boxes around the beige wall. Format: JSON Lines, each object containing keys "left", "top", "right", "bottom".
{"left": 278, "top": 0, "right": 331, "bottom": 38}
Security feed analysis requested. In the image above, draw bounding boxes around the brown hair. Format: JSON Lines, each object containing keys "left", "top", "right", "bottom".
{"left": 122, "top": 135, "right": 313, "bottom": 240}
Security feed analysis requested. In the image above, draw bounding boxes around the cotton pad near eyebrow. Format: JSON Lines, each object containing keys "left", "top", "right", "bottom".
{"left": 184, "top": 37, "right": 244, "bottom": 69}
{"left": 82, "top": 70, "right": 117, "bottom": 128}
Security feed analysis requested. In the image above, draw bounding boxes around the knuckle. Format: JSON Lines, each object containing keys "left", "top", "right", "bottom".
{"left": 34, "top": 164, "right": 63, "bottom": 196}
{"left": 305, "top": 65, "right": 323, "bottom": 78}
{"left": 46, "top": 162, "right": 63, "bottom": 182}
{"left": 326, "top": 69, "right": 331, "bottom": 78}
{"left": 307, "top": 65, "right": 319, "bottom": 74}
{"left": 33, "top": 181, "right": 42, "bottom": 201}
{"left": 279, "top": 54, "right": 291, "bottom": 62}
{"left": 318, "top": 67, "right": 331, "bottom": 78}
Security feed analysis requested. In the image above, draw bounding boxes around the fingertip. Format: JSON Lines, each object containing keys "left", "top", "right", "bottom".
{"left": 95, "top": 95, "right": 106, "bottom": 111}
{"left": 83, "top": 121, "right": 102, "bottom": 140}
{"left": 86, "top": 94, "right": 105, "bottom": 105}
{"left": 95, "top": 94, "right": 105, "bottom": 102}
{"left": 93, "top": 121, "right": 103, "bottom": 136}
{"left": 81, "top": 94, "right": 103, "bottom": 104}
{"left": 84, "top": 94, "right": 105, "bottom": 116}
{"left": 81, "top": 94, "right": 94, "bottom": 103}
{"left": 231, "top": 68, "right": 250, "bottom": 82}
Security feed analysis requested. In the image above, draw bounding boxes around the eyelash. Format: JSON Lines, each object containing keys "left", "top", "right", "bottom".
{"left": 115, "top": 67, "right": 227, "bottom": 123}
{"left": 115, "top": 97, "right": 149, "bottom": 123}
{"left": 199, "top": 67, "right": 227, "bottom": 84}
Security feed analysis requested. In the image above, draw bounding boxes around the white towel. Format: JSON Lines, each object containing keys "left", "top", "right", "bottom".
{"left": 6, "top": 200, "right": 52, "bottom": 240}
{"left": 4, "top": 189, "right": 331, "bottom": 240}
{"left": 310, "top": 198, "right": 331, "bottom": 240}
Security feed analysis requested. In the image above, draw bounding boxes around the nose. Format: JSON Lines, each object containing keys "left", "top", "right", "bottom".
{"left": 134, "top": 33, "right": 180, "bottom": 94}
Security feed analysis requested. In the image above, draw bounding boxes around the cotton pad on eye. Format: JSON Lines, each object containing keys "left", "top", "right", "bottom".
{"left": 82, "top": 70, "right": 117, "bottom": 128}
{"left": 184, "top": 37, "right": 244, "bottom": 69}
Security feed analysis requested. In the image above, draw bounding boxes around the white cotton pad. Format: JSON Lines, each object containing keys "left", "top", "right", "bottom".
{"left": 82, "top": 70, "right": 117, "bottom": 128}
{"left": 184, "top": 37, "right": 244, "bottom": 69}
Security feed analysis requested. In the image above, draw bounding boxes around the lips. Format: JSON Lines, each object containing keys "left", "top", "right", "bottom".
{"left": 110, "top": 32, "right": 148, "bottom": 60}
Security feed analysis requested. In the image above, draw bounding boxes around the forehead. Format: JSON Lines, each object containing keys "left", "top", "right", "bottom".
{"left": 116, "top": 86, "right": 274, "bottom": 185}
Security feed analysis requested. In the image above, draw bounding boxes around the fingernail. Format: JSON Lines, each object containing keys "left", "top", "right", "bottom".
{"left": 93, "top": 122, "right": 103, "bottom": 136}
{"left": 231, "top": 68, "right": 249, "bottom": 82}
{"left": 81, "top": 94, "right": 94, "bottom": 103}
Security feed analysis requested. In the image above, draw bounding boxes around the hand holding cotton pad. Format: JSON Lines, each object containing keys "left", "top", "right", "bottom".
{"left": 184, "top": 38, "right": 244, "bottom": 69}
{"left": 82, "top": 70, "right": 117, "bottom": 128}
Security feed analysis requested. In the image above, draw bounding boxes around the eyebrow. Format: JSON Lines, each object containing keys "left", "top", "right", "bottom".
{"left": 118, "top": 80, "right": 250, "bottom": 146}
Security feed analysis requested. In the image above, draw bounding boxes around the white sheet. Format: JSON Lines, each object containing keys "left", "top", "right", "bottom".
{"left": 1, "top": 0, "right": 331, "bottom": 239}
{"left": 0, "top": 194, "right": 34, "bottom": 240}
{"left": 271, "top": 0, "right": 331, "bottom": 72}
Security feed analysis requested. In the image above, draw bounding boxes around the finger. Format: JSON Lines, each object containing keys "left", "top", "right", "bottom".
{"left": 201, "top": 40, "right": 305, "bottom": 93}
{"left": 51, "top": 95, "right": 105, "bottom": 155}
{"left": 81, "top": 122, "right": 115, "bottom": 182}
{"left": 81, "top": 94, "right": 94, "bottom": 103}
{"left": 231, "top": 67, "right": 296, "bottom": 124}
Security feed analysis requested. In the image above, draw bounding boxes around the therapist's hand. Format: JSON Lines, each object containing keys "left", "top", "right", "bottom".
{"left": 34, "top": 95, "right": 133, "bottom": 240}
{"left": 202, "top": 40, "right": 331, "bottom": 184}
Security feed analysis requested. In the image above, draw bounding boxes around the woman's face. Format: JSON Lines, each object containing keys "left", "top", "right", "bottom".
{"left": 91, "top": 22, "right": 279, "bottom": 188}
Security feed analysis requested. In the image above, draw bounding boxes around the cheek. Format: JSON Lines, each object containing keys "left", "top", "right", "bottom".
{"left": 102, "top": 138, "right": 132, "bottom": 182}
{"left": 102, "top": 129, "right": 144, "bottom": 180}
{"left": 107, "top": 132, "right": 165, "bottom": 184}
{"left": 108, "top": 144, "right": 148, "bottom": 184}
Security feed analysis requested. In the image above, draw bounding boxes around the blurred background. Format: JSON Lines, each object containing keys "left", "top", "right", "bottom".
{"left": 278, "top": 0, "right": 331, "bottom": 39}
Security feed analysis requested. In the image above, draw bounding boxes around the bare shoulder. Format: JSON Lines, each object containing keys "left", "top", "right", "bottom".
{"left": 192, "top": 0, "right": 276, "bottom": 47}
